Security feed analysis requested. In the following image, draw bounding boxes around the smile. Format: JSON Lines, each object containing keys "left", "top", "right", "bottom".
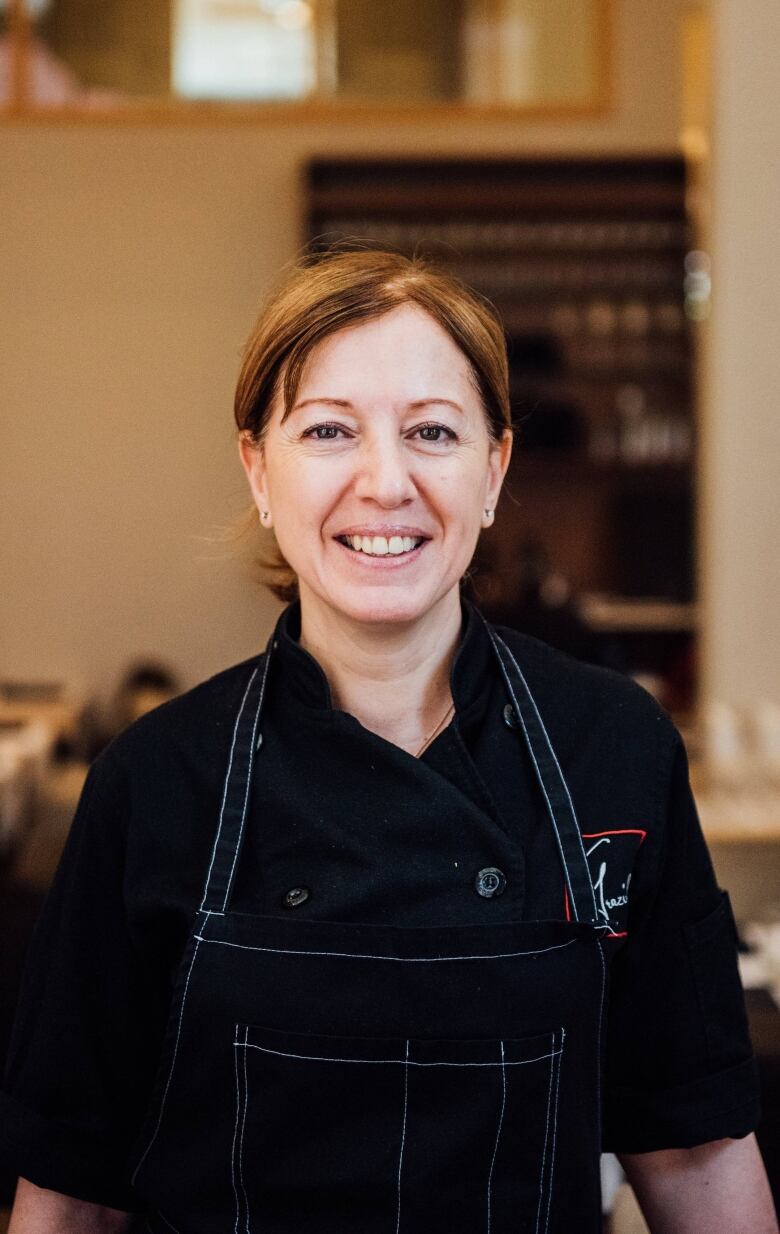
{"left": 336, "top": 534, "right": 426, "bottom": 557}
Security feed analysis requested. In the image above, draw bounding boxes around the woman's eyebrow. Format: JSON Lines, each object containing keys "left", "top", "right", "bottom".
{"left": 292, "top": 397, "right": 352, "bottom": 411}
{"left": 292, "top": 397, "right": 465, "bottom": 413}
{"left": 407, "top": 398, "right": 465, "bottom": 414}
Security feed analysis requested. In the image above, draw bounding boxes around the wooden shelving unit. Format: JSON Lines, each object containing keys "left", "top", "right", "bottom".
{"left": 306, "top": 156, "right": 697, "bottom": 710}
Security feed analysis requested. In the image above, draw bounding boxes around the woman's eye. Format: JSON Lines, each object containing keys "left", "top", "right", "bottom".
{"left": 302, "top": 423, "right": 347, "bottom": 440}
{"left": 414, "top": 423, "right": 457, "bottom": 443}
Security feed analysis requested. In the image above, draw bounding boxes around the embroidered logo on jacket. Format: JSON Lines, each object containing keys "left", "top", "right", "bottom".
{"left": 565, "top": 829, "right": 647, "bottom": 937}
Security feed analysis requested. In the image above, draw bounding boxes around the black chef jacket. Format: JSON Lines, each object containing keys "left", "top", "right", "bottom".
{"left": 0, "top": 601, "right": 761, "bottom": 1212}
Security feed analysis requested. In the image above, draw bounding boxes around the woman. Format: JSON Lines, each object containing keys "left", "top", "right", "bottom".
{"left": 2, "top": 250, "right": 776, "bottom": 1233}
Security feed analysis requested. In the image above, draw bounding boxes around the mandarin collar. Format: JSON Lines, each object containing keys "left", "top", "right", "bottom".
{"left": 270, "top": 597, "right": 494, "bottom": 718}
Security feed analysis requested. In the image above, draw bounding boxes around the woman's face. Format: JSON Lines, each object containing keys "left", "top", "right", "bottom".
{"left": 239, "top": 303, "right": 512, "bottom": 629}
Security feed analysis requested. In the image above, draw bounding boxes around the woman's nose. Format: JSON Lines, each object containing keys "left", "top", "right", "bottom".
{"left": 353, "top": 437, "right": 417, "bottom": 508}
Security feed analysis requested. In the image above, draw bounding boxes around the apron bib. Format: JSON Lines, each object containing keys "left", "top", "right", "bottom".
{"left": 128, "top": 625, "right": 610, "bottom": 1233}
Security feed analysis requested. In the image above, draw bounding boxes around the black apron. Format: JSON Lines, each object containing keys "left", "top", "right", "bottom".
{"left": 128, "top": 623, "right": 611, "bottom": 1233}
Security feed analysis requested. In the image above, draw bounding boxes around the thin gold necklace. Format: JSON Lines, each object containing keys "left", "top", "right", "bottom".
{"left": 415, "top": 699, "right": 455, "bottom": 758}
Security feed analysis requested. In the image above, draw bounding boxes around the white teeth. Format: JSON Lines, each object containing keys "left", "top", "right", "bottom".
{"left": 344, "top": 534, "right": 423, "bottom": 556}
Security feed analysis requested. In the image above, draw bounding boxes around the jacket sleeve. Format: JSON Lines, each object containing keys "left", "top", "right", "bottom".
{"left": 601, "top": 730, "right": 762, "bottom": 1153}
{"left": 0, "top": 749, "right": 167, "bottom": 1211}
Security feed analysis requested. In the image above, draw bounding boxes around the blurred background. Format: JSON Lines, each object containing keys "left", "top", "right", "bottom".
{"left": 1, "top": 1, "right": 779, "bottom": 1228}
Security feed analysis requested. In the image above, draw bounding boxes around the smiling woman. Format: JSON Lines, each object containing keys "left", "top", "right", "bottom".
{"left": 2, "top": 248, "right": 775, "bottom": 1234}
{"left": 238, "top": 300, "right": 510, "bottom": 660}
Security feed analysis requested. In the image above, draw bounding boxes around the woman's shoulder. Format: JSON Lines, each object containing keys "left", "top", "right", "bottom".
{"left": 93, "top": 651, "right": 267, "bottom": 787}
{"left": 489, "top": 620, "right": 679, "bottom": 756}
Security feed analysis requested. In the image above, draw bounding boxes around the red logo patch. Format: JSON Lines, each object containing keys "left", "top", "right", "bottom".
{"left": 564, "top": 829, "right": 647, "bottom": 936}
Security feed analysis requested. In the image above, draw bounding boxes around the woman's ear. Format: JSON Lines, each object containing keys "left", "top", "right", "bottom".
{"left": 238, "top": 433, "right": 272, "bottom": 525}
{"left": 485, "top": 429, "right": 513, "bottom": 513}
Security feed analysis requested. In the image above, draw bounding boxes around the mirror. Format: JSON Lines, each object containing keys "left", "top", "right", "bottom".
{"left": 1, "top": 0, "right": 611, "bottom": 113}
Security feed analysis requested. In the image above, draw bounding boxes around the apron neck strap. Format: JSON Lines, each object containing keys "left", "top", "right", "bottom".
{"left": 483, "top": 622, "right": 600, "bottom": 927}
{"left": 199, "top": 623, "right": 277, "bottom": 914}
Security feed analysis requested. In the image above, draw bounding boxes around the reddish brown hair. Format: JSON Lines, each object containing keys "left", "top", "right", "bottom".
{"left": 235, "top": 247, "right": 511, "bottom": 601}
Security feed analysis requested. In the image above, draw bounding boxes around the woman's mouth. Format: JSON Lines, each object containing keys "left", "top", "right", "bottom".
{"left": 335, "top": 534, "right": 426, "bottom": 557}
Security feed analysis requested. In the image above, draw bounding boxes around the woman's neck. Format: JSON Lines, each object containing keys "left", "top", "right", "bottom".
{"left": 298, "top": 591, "right": 462, "bottom": 756}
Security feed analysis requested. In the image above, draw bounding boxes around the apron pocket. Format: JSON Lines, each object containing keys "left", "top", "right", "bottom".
{"left": 232, "top": 1021, "right": 565, "bottom": 1234}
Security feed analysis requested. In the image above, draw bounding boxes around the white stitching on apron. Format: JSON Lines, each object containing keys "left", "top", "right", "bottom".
{"left": 240, "top": 1026, "right": 251, "bottom": 1234}
{"left": 195, "top": 935, "right": 580, "bottom": 963}
{"left": 395, "top": 1040, "right": 410, "bottom": 1234}
{"left": 534, "top": 1029, "right": 557, "bottom": 1234}
{"left": 222, "top": 655, "right": 270, "bottom": 912}
{"left": 595, "top": 939, "right": 607, "bottom": 1154}
{"left": 234, "top": 1043, "right": 562, "bottom": 1068}
{"left": 200, "top": 666, "right": 260, "bottom": 913}
{"left": 597, "top": 942, "right": 609, "bottom": 1130}
{"left": 154, "top": 1210, "right": 181, "bottom": 1233}
{"left": 231, "top": 1024, "right": 243, "bottom": 1234}
{"left": 486, "top": 1040, "right": 507, "bottom": 1233}
{"left": 543, "top": 1028, "right": 566, "bottom": 1234}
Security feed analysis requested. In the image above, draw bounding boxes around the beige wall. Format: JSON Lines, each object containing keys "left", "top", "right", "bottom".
{"left": 0, "top": 0, "right": 685, "bottom": 710}
{"left": 700, "top": 0, "right": 780, "bottom": 707}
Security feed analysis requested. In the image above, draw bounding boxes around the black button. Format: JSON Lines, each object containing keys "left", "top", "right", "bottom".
{"left": 282, "top": 887, "right": 310, "bottom": 908}
{"left": 503, "top": 703, "right": 520, "bottom": 730}
{"left": 475, "top": 867, "right": 506, "bottom": 898}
